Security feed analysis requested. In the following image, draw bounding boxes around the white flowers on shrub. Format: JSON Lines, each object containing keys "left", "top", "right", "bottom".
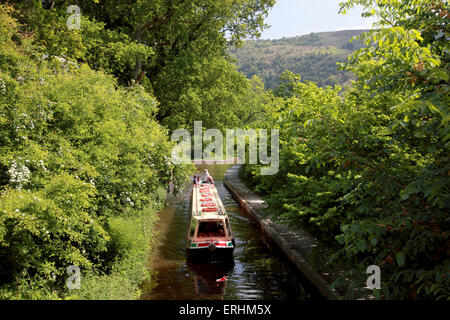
{"left": 0, "top": 78, "right": 6, "bottom": 94}
{"left": 37, "top": 160, "right": 48, "bottom": 172}
{"left": 120, "top": 192, "right": 135, "bottom": 207}
{"left": 7, "top": 160, "right": 31, "bottom": 190}
{"left": 125, "top": 197, "right": 135, "bottom": 207}
{"left": 53, "top": 55, "right": 79, "bottom": 72}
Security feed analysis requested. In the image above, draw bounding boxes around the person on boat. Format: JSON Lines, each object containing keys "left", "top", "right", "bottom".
{"left": 203, "top": 169, "right": 214, "bottom": 184}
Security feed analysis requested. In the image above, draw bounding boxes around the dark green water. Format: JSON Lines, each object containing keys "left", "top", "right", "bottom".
{"left": 140, "top": 164, "right": 322, "bottom": 300}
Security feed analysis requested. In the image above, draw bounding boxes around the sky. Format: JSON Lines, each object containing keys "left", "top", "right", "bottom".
{"left": 260, "top": 0, "right": 376, "bottom": 39}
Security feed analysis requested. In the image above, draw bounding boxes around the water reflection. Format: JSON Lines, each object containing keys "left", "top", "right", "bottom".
{"left": 187, "top": 258, "right": 234, "bottom": 298}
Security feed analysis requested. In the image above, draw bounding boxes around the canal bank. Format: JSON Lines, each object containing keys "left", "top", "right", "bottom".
{"left": 223, "top": 165, "right": 343, "bottom": 300}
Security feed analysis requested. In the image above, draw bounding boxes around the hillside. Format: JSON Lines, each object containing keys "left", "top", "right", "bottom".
{"left": 229, "top": 29, "right": 369, "bottom": 89}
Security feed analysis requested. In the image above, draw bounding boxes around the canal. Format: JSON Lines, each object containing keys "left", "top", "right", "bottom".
{"left": 140, "top": 164, "right": 322, "bottom": 300}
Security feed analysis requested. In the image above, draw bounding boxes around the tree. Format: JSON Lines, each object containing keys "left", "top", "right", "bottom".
{"left": 242, "top": 0, "right": 449, "bottom": 299}
{"left": 8, "top": 0, "right": 276, "bottom": 131}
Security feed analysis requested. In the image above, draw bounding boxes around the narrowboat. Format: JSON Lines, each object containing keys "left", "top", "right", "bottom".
{"left": 186, "top": 180, "right": 235, "bottom": 259}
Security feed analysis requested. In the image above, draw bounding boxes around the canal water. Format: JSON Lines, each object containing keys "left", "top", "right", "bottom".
{"left": 140, "top": 164, "right": 322, "bottom": 300}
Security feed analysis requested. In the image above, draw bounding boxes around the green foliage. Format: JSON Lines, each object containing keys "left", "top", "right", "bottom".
{"left": 68, "top": 202, "right": 160, "bottom": 300}
{"left": 9, "top": 1, "right": 154, "bottom": 86}
{"left": 0, "top": 6, "right": 193, "bottom": 299}
{"left": 243, "top": 0, "right": 449, "bottom": 300}
{"left": 8, "top": 0, "right": 276, "bottom": 131}
{"left": 154, "top": 55, "right": 268, "bottom": 131}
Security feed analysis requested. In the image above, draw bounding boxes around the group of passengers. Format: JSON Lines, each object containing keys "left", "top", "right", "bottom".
{"left": 193, "top": 169, "right": 214, "bottom": 186}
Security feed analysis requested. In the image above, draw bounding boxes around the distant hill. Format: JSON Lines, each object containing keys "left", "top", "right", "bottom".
{"left": 228, "top": 30, "right": 369, "bottom": 90}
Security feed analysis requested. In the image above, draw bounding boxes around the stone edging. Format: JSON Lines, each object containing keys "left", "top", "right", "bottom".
{"left": 223, "top": 165, "right": 341, "bottom": 300}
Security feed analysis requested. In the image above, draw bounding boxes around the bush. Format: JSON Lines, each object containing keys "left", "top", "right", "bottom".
{"left": 242, "top": 1, "right": 449, "bottom": 299}
{"left": 0, "top": 6, "right": 193, "bottom": 299}
{"left": 68, "top": 202, "right": 160, "bottom": 300}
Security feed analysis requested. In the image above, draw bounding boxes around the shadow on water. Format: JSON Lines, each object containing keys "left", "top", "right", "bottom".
{"left": 140, "top": 164, "right": 323, "bottom": 300}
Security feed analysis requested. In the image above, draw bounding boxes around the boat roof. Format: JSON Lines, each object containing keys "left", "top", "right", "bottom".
{"left": 191, "top": 182, "right": 228, "bottom": 220}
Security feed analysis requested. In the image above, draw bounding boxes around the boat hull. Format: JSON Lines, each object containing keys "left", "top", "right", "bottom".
{"left": 187, "top": 246, "right": 234, "bottom": 262}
